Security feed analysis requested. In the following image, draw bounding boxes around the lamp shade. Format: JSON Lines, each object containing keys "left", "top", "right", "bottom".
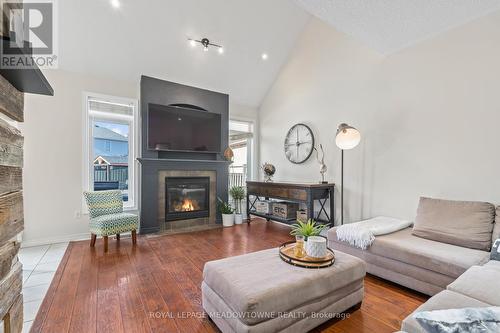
{"left": 335, "top": 123, "right": 361, "bottom": 150}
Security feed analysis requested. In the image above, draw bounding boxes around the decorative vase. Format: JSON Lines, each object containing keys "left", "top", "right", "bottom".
{"left": 305, "top": 236, "right": 327, "bottom": 258}
{"left": 234, "top": 213, "right": 243, "bottom": 225}
{"left": 222, "top": 213, "right": 234, "bottom": 227}
{"left": 223, "top": 147, "right": 234, "bottom": 162}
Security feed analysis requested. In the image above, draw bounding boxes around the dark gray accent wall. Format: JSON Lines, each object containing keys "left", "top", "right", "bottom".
{"left": 138, "top": 76, "right": 230, "bottom": 234}
{"left": 138, "top": 158, "right": 230, "bottom": 234}
{"left": 140, "top": 76, "right": 229, "bottom": 160}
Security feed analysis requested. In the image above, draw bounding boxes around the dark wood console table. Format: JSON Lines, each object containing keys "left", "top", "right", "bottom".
{"left": 246, "top": 181, "right": 335, "bottom": 226}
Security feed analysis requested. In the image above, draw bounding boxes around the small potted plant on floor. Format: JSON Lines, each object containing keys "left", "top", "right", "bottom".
{"left": 217, "top": 197, "right": 234, "bottom": 227}
{"left": 229, "top": 186, "right": 245, "bottom": 225}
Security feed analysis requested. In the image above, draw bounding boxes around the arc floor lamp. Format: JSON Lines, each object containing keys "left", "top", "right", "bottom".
{"left": 335, "top": 123, "right": 361, "bottom": 225}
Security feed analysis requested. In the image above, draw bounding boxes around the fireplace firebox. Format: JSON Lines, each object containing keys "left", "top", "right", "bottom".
{"left": 165, "top": 177, "right": 210, "bottom": 222}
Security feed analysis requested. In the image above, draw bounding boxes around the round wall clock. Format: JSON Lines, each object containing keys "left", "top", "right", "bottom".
{"left": 284, "top": 123, "right": 315, "bottom": 164}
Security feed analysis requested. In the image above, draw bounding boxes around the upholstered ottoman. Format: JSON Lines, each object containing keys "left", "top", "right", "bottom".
{"left": 202, "top": 248, "right": 366, "bottom": 333}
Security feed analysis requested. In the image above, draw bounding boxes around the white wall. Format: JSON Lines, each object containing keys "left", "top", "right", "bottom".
{"left": 21, "top": 70, "right": 138, "bottom": 247}
{"left": 230, "top": 102, "right": 258, "bottom": 120}
{"left": 259, "top": 13, "right": 500, "bottom": 224}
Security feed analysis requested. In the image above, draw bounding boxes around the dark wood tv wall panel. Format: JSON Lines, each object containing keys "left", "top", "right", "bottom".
{"left": 0, "top": 74, "right": 24, "bottom": 333}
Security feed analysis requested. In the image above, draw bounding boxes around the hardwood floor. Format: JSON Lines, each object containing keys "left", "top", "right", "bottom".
{"left": 31, "top": 220, "right": 427, "bottom": 333}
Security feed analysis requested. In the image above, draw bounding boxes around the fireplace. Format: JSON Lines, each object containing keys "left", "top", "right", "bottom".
{"left": 165, "top": 177, "right": 210, "bottom": 221}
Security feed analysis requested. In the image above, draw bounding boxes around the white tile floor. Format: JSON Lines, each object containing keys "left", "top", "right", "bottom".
{"left": 18, "top": 242, "right": 69, "bottom": 333}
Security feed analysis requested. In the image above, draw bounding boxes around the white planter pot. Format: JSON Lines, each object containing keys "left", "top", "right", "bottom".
{"left": 305, "top": 236, "right": 327, "bottom": 258}
{"left": 234, "top": 214, "right": 243, "bottom": 225}
{"left": 222, "top": 214, "right": 234, "bottom": 227}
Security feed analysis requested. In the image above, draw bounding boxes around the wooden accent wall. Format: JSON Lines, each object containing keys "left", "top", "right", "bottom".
{"left": 0, "top": 75, "right": 24, "bottom": 333}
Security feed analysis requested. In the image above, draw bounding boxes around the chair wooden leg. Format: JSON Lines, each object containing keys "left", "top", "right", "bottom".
{"left": 103, "top": 236, "right": 108, "bottom": 252}
{"left": 116, "top": 233, "right": 120, "bottom": 241}
{"left": 90, "top": 234, "right": 96, "bottom": 247}
{"left": 132, "top": 230, "right": 137, "bottom": 245}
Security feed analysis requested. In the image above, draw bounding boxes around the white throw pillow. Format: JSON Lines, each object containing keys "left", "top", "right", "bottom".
{"left": 414, "top": 307, "right": 500, "bottom": 333}
{"left": 492, "top": 239, "right": 500, "bottom": 261}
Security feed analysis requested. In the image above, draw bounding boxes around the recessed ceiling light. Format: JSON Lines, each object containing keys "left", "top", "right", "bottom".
{"left": 261, "top": 53, "right": 268, "bottom": 60}
{"left": 218, "top": 47, "right": 224, "bottom": 54}
{"left": 110, "top": 0, "right": 120, "bottom": 9}
{"left": 189, "top": 39, "right": 196, "bottom": 47}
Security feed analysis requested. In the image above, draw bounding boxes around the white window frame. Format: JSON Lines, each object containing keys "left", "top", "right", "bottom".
{"left": 229, "top": 117, "right": 256, "bottom": 181}
{"left": 82, "top": 92, "right": 139, "bottom": 211}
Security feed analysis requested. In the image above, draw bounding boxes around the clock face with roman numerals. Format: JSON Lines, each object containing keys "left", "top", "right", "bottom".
{"left": 284, "top": 123, "right": 315, "bottom": 164}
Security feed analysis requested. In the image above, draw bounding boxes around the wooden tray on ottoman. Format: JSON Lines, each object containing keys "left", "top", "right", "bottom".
{"left": 279, "top": 241, "right": 335, "bottom": 269}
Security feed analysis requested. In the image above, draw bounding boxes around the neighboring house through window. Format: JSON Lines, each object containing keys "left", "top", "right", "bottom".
{"left": 83, "top": 93, "right": 138, "bottom": 209}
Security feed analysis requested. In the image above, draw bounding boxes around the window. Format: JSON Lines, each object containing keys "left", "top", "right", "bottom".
{"left": 229, "top": 119, "right": 255, "bottom": 217}
{"left": 229, "top": 119, "right": 254, "bottom": 187}
{"left": 83, "top": 93, "right": 138, "bottom": 209}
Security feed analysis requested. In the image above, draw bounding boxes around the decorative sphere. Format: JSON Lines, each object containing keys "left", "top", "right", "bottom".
{"left": 262, "top": 163, "right": 276, "bottom": 176}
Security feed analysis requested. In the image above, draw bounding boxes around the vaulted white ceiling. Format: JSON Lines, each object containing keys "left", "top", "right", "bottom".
{"left": 294, "top": 0, "right": 500, "bottom": 55}
{"left": 57, "top": 1, "right": 500, "bottom": 107}
{"left": 57, "top": 0, "right": 310, "bottom": 107}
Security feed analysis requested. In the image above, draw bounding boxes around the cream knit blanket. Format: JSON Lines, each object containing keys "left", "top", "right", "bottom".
{"left": 336, "top": 216, "right": 412, "bottom": 250}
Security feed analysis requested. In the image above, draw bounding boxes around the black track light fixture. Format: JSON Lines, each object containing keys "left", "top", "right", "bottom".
{"left": 188, "top": 37, "right": 224, "bottom": 54}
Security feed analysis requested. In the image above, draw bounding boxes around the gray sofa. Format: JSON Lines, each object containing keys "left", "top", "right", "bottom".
{"left": 401, "top": 260, "right": 500, "bottom": 332}
{"left": 327, "top": 198, "right": 500, "bottom": 332}
{"left": 328, "top": 227, "right": 491, "bottom": 296}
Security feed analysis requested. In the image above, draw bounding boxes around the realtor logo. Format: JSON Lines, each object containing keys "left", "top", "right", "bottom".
{"left": 1, "top": 0, "right": 58, "bottom": 69}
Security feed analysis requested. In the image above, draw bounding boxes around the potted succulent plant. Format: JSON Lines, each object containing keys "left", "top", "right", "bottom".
{"left": 217, "top": 197, "right": 234, "bottom": 227}
{"left": 229, "top": 186, "right": 245, "bottom": 225}
{"left": 290, "top": 219, "right": 327, "bottom": 241}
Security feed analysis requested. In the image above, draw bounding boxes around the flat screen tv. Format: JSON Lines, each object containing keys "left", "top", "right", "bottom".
{"left": 147, "top": 103, "right": 222, "bottom": 153}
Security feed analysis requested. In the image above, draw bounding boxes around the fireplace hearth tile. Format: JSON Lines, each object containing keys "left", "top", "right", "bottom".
{"left": 147, "top": 224, "right": 222, "bottom": 237}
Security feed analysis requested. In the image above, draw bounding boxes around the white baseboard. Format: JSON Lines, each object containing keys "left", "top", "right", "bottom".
{"left": 21, "top": 232, "right": 91, "bottom": 248}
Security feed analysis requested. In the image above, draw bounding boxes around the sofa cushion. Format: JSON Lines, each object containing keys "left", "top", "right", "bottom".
{"left": 484, "top": 260, "right": 500, "bottom": 271}
{"left": 89, "top": 212, "right": 139, "bottom": 236}
{"left": 329, "top": 229, "right": 455, "bottom": 291}
{"left": 412, "top": 197, "right": 495, "bottom": 251}
{"left": 447, "top": 265, "right": 500, "bottom": 305}
{"left": 354, "top": 228, "right": 488, "bottom": 278}
{"left": 202, "top": 248, "right": 365, "bottom": 326}
{"left": 401, "top": 290, "right": 490, "bottom": 333}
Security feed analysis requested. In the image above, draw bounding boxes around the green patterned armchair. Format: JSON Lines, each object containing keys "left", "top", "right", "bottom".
{"left": 83, "top": 190, "right": 138, "bottom": 252}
